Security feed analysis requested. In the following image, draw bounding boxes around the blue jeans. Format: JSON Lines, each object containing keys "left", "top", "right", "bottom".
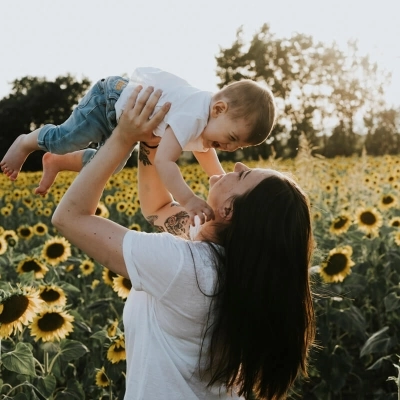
{"left": 37, "top": 76, "right": 128, "bottom": 166}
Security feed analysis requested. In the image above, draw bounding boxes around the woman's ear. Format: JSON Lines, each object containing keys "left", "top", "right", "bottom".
{"left": 218, "top": 204, "right": 233, "bottom": 221}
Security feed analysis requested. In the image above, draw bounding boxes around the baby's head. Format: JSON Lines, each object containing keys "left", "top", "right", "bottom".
{"left": 212, "top": 80, "right": 276, "bottom": 147}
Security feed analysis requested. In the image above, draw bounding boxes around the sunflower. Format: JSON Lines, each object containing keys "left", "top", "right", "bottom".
{"left": 394, "top": 232, "right": 400, "bottom": 246}
{"left": 128, "top": 223, "right": 141, "bottom": 231}
{"left": 38, "top": 285, "right": 67, "bottom": 307}
{"left": 329, "top": 213, "right": 352, "bottom": 235}
{"left": 312, "top": 211, "right": 322, "bottom": 221}
{"left": 116, "top": 201, "right": 128, "bottom": 213}
{"left": 320, "top": 245, "right": 355, "bottom": 283}
{"left": 80, "top": 259, "right": 95, "bottom": 276}
{"left": 107, "top": 335, "right": 126, "bottom": 363}
{"left": 95, "top": 367, "right": 110, "bottom": 388}
{"left": 2, "top": 230, "right": 18, "bottom": 247}
{"left": 379, "top": 194, "right": 397, "bottom": 211}
{"left": 0, "top": 236, "right": 7, "bottom": 255}
{"left": 33, "top": 222, "right": 48, "bottom": 236}
{"left": 30, "top": 307, "right": 74, "bottom": 342}
{"left": 102, "top": 268, "right": 118, "bottom": 286}
{"left": 16, "top": 258, "right": 49, "bottom": 279}
{"left": 0, "top": 286, "right": 43, "bottom": 338}
{"left": 95, "top": 202, "right": 109, "bottom": 218}
{"left": 23, "top": 197, "right": 35, "bottom": 210}
{"left": 42, "top": 237, "right": 71, "bottom": 266}
{"left": 92, "top": 279, "right": 100, "bottom": 289}
{"left": 104, "top": 195, "right": 115, "bottom": 205}
{"left": 389, "top": 217, "right": 400, "bottom": 228}
{"left": 17, "top": 225, "right": 34, "bottom": 240}
{"left": 106, "top": 319, "right": 119, "bottom": 337}
{"left": 0, "top": 207, "right": 11, "bottom": 217}
{"left": 113, "top": 276, "right": 132, "bottom": 299}
{"left": 43, "top": 208, "right": 52, "bottom": 217}
{"left": 355, "top": 207, "right": 383, "bottom": 236}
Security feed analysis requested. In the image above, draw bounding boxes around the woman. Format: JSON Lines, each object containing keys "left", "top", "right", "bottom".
{"left": 52, "top": 86, "right": 315, "bottom": 400}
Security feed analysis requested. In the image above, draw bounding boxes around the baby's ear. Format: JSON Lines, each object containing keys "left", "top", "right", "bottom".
{"left": 211, "top": 100, "right": 228, "bottom": 117}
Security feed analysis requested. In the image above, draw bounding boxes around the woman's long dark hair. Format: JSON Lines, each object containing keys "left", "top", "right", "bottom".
{"left": 201, "top": 173, "right": 315, "bottom": 400}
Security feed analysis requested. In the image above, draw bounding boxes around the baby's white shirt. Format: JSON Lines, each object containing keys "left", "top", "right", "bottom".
{"left": 115, "top": 67, "right": 213, "bottom": 152}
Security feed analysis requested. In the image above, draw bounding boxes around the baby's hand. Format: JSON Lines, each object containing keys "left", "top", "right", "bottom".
{"left": 184, "top": 195, "right": 215, "bottom": 226}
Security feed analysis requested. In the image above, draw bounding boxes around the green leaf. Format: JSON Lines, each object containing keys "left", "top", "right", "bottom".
{"left": 59, "top": 339, "right": 89, "bottom": 362}
{"left": 360, "top": 326, "right": 397, "bottom": 358}
{"left": 54, "top": 378, "right": 85, "bottom": 399}
{"left": 35, "top": 374, "right": 57, "bottom": 398}
{"left": 13, "top": 394, "right": 29, "bottom": 400}
{"left": 60, "top": 282, "right": 82, "bottom": 295}
{"left": 90, "top": 330, "right": 108, "bottom": 342}
{"left": 367, "top": 355, "right": 393, "bottom": 370}
{"left": 384, "top": 292, "right": 400, "bottom": 312}
{"left": 330, "top": 305, "right": 367, "bottom": 340}
{"left": 2, "top": 342, "right": 36, "bottom": 376}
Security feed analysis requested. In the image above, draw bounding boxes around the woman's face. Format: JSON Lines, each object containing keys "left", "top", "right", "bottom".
{"left": 208, "top": 162, "right": 280, "bottom": 211}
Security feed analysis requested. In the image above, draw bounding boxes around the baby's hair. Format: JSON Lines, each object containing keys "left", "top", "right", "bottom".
{"left": 214, "top": 80, "right": 276, "bottom": 145}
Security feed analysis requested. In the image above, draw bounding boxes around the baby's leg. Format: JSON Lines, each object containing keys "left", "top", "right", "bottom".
{"left": 35, "top": 150, "right": 85, "bottom": 195}
{"left": 0, "top": 129, "right": 42, "bottom": 180}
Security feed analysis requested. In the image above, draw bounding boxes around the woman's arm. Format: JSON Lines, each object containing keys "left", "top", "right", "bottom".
{"left": 52, "top": 86, "right": 170, "bottom": 278}
{"left": 138, "top": 142, "right": 192, "bottom": 239}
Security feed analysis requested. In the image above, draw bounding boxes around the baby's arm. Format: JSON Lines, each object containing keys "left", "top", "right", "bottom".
{"left": 155, "top": 127, "right": 215, "bottom": 225}
{"left": 193, "top": 149, "right": 225, "bottom": 177}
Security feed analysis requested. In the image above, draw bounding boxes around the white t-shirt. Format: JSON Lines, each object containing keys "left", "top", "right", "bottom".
{"left": 122, "top": 230, "right": 243, "bottom": 400}
{"left": 115, "top": 68, "right": 213, "bottom": 152}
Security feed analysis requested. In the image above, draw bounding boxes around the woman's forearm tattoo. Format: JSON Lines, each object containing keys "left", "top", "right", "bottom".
{"left": 147, "top": 215, "right": 165, "bottom": 232}
{"left": 164, "top": 211, "right": 190, "bottom": 238}
{"left": 139, "top": 145, "right": 152, "bottom": 166}
{"left": 146, "top": 211, "right": 189, "bottom": 238}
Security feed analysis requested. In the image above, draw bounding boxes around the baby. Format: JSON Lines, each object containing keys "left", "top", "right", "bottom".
{"left": 1, "top": 68, "right": 276, "bottom": 224}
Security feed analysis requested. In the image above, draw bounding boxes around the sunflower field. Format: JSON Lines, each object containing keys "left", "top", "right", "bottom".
{"left": 1, "top": 145, "right": 400, "bottom": 399}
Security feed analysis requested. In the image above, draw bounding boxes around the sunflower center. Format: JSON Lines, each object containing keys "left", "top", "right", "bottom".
{"left": 0, "top": 295, "right": 29, "bottom": 323}
{"left": 123, "top": 279, "right": 132, "bottom": 290}
{"left": 37, "top": 312, "right": 65, "bottom": 332}
{"left": 113, "top": 344, "right": 125, "bottom": 353}
{"left": 22, "top": 260, "right": 42, "bottom": 272}
{"left": 36, "top": 226, "right": 45, "bottom": 233}
{"left": 392, "top": 221, "right": 400, "bottom": 227}
{"left": 100, "top": 372, "right": 108, "bottom": 383}
{"left": 333, "top": 216, "right": 348, "bottom": 229}
{"left": 20, "top": 228, "right": 32, "bottom": 237}
{"left": 360, "top": 211, "right": 377, "bottom": 226}
{"left": 382, "top": 196, "right": 394, "bottom": 205}
{"left": 324, "top": 254, "right": 348, "bottom": 276}
{"left": 108, "top": 270, "right": 118, "bottom": 280}
{"left": 40, "top": 289, "right": 60, "bottom": 302}
{"left": 46, "top": 243, "right": 66, "bottom": 258}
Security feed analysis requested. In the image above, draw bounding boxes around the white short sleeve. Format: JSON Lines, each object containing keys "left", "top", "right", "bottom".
{"left": 122, "top": 230, "right": 186, "bottom": 299}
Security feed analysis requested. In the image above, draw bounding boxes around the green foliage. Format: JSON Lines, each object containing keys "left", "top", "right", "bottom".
{"left": 0, "top": 75, "right": 91, "bottom": 171}
{"left": 215, "top": 24, "right": 399, "bottom": 159}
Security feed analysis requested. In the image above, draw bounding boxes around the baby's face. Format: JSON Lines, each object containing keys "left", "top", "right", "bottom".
{"left": 202, "top": 114, "right": 251, "bottom": 152}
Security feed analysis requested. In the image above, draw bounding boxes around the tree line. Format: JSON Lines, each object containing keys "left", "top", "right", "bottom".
{"left": 1, "top": 24, "right": 399, "bottom": 172}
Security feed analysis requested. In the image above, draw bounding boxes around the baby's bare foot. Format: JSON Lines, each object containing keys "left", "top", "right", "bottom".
{"left": 35, "top": 153, "right": 63, "bottom": 195}
{"left": 0, "top": 135, "right": 35, "bottom": 180}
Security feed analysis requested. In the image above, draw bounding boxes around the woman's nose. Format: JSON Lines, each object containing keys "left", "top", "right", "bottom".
{"left": 234, "top": 162, "right": 247, "bottom": 172}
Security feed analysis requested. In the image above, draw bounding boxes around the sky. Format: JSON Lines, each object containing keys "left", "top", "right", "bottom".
{"left": 1, "top": 0, "right": 399, "bottom": 107}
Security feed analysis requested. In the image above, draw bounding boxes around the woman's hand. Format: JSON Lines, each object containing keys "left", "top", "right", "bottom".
{"left": 115, "top": 85, "right": 170, "bottom": 147}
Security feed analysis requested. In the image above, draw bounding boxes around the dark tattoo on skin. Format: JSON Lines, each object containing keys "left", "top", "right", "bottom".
{"left": 164, "top": 211, "right": 190, "bottom": 238}
{"left": 147, "top": 215, "right": 165, "bottom": 232}
{"left": 139, "top": 145, "right": 152, "bottom": 166}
